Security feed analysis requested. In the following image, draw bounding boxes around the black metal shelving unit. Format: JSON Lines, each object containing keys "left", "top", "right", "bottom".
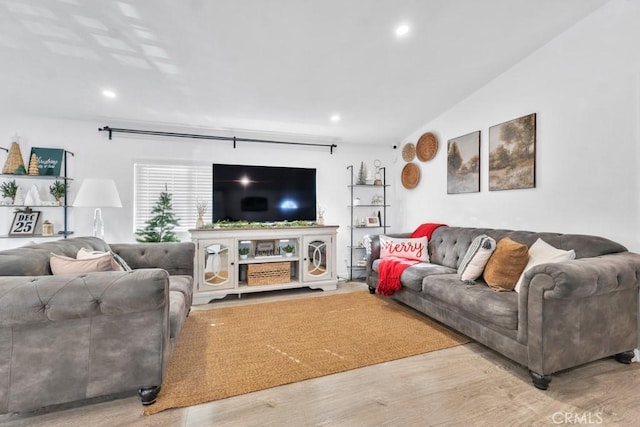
{"left": 346, "top": 165, "right": 388, "bottom": 280}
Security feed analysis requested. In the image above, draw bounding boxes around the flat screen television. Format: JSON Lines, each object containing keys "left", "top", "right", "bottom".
{"left": 212, "top": 163, "right": 317, "bottom": 223}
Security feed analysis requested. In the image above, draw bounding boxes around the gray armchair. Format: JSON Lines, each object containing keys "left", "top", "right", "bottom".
{"left": 0, "top": 237, "right": 194, "bottom": 414}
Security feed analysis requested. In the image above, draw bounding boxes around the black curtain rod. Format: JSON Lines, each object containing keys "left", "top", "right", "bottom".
{"left": 98, "top": 126, "right": 338, "bottom": 154}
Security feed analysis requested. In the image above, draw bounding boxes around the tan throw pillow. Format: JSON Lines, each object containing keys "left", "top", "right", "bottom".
{"left": 483, "top": 237, "right": 529, "bottom": 292}
{"left": 50, "top": 252, "right": 115, "bottom": 275}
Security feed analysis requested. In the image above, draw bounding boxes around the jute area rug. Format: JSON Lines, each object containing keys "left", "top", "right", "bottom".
{"left": 144, "top": 291, "right": 469, "bottom": 415}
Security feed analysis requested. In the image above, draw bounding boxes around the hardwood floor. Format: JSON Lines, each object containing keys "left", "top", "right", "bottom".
{"left": 2, "top": 282, "right": 639, "bottom": 426}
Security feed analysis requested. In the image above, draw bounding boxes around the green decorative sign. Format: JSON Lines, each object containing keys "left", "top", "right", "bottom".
{"left": 30, "top": 147, "right": 64, "bottom": 176}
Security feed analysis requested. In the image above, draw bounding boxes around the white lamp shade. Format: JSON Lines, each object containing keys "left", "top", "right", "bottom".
{"left": 73, "top": 179, "right": 122, "bottom": 208}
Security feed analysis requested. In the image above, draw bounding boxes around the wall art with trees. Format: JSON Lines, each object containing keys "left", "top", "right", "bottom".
{"left": 447, "top": 131, "right": 480, "bottom": 194}
{"left": 488, "top": 113, "right": 536, "bottom": 191}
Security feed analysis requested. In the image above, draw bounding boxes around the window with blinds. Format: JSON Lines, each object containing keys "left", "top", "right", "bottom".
{"left": 133, "top": 162, "right": 212, "bottom": 232}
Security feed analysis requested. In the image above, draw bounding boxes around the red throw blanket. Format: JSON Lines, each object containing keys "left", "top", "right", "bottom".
{"left": 411, "top": 222, "right": 447, "bottom": 239}
{"left": 377, "top": 256, "right": 419, "bottom": 296}
{"left": 377, "top": 223, "right": 447, "bottom": 296}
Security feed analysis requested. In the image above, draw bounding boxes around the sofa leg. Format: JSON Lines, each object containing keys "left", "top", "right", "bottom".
{"left": 138, "top": 386, "right": 161, "bottom": 406}
{"left": 614, "top": 350, "right": 635, "bottom": 364}
{"left": 529, "top": 370, "right": 552, "bottom": 390}
{"left": 368, "top": 286, "right": 376, "bottom": 294}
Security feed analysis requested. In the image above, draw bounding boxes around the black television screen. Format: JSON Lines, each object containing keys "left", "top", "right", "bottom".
{"left": 212, "top": 163, "right": 317, "bottom": 223}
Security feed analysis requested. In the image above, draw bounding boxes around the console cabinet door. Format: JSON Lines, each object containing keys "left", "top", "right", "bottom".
{"left": 302, "top": 235, "right": 333, "bottom": 282}
{"left": 198, "top": 238, "right": 235, "bottom": 291}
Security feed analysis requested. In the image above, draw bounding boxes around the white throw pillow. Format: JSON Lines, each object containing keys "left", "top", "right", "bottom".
{"left": 379, "top": 235, "right": 429, "bottom": 262}
{"left": 514, "top": 238, "right": 576, "bottom": 293}
{"left": 77, "top": 248, "right": 129, "bottom": 271}
{"left": 457, "top": 234, "right": 496, "bottom": 281}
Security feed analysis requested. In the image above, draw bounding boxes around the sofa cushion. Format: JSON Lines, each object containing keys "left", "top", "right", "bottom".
{"left": 458, "top": 234, "right": 496, "bottom": 282}
{"left": 379, "top": 235, "right": 429, "bottom": 262}
{"left": 372, "top": 259, "right": 455, "bottom": 291}
{"left": 50, "top": 252, "right": 114, "bottom": 275}
{"left": 169, "top": 291, "right": 187, "bottom": 340}
{"left": 421, "top": 274, "right": 519, "bottom": 330}
{"left": 483, "top": 237, "right": 529, "bottom": 292}
{"left": 170, "top": 275, "right": 194, "bottom": 308}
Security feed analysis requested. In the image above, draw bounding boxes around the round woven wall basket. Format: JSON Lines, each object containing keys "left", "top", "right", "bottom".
{"left": 402, "top": 143, "right": 416, "bottom": 162}
{"left": 401, "top": 162, "right": 420, "bottom": 189}
{"left": 416, "top": 132, "right": 438, "bottom": 162}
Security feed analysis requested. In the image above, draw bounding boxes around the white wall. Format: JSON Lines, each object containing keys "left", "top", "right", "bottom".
{"left": 0, "top": 116, "right": 392, "bottom": 278}
{"left": 395, "top": 0, "right": 640, "bottom": 251}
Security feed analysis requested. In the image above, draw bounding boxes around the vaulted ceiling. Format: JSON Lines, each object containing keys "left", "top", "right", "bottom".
{"left": 0, "top": 0, "right": 610, "bottom": 145}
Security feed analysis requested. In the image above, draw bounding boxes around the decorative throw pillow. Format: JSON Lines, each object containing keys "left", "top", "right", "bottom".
{"left": 379, "top": 235, "right": 429, "bottom": 262}
{"left": 77, "top": 248, "right": 131, "bottom": 272}
{"left": 362, "top": 234, "right": 373, "bottom": 255}
{"left": 457, "top": 234, "right": 497, "bottom": 282}
{"left": 50, "top": 252, "right": 115, "bottom": 275}
{"left": 514, "top": 238, "right": 576, "bottom": 293}
{"left": 483, "top": 237, "right": 529, "bottom": 292}
{"left": 110, "top": 251, "right": 133, "bottom": 271}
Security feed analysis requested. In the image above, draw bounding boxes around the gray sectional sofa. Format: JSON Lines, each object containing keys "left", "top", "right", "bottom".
{"left": 0, "top": 237, "right": 195, "bottom": 414}
{"left": 367, "top": 226, "right": 640, "bottom": 389}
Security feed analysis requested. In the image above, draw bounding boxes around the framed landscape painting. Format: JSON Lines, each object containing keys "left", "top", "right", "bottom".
{"left": 488, "top": 113, "right": 536, "bottom": 191}
{"left": 447, "top": 131, "right": 480, "bottom": 194}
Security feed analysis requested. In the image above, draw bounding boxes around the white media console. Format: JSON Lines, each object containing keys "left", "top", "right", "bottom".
{"left": 190, "top": 225, "right": 338, "bottom": 305}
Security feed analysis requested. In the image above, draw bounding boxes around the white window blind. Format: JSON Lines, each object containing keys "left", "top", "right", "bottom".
{"left": 133, "top": 162, "right": 212, "bottom": 232}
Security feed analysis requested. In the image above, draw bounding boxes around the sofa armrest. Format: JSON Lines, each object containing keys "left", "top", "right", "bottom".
{"left": 110, "top": 242, "right": 195, "bottom": 276}
{"left": 518, "top": 252, "right": 640, "bottom": 375}
{"left": 520, "top": 252, "right": 640, "bottom": 299}
{"left": 0, "top": 269, "right": 169, "bottom": 326}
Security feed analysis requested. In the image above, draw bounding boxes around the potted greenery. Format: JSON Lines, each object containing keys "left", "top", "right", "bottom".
{"left": 282, "top": 244, "right": 295, "bottom": 257}
{"left": 49, "top": 180, "right": 67, "bottom": 205}
{"left": 238, "top": 247, "right": 250, "bottom": 259}
{"left": 1, "top": 180, "right": 18, "bottom": 205}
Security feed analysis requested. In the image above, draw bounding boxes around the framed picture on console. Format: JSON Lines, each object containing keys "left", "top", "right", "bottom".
{"left": 489, "top": 113, "right": 536, "bottom": 191}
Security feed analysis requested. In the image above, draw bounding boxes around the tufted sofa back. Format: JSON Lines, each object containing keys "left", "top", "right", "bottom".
{"left": 110, "top": 242, "right": 195, "bottom": 276}
{"left": 428, "top": 226, "right": 628, "bottom": 270}
{"left": 0, "top": 237, "right": 111, "bottom": 276}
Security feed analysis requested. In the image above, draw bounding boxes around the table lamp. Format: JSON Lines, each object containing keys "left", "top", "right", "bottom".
{"left": 73, "top": 178, "right": 122, "bottom": 240}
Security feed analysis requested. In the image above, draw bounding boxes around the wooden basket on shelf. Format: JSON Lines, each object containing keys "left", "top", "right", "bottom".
{"left": 247, "top": 262, "right": 290, "bottom": 285}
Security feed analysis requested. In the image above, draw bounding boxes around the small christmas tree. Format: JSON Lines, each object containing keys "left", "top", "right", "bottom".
{"left": 135, "top": 186, "right": 180, "bottom": 242}
{"left": 28, "top": 153, "right": 39, "bottom": 175}
{"left": 356, "top": 161, "right": 367, "bottom": 185}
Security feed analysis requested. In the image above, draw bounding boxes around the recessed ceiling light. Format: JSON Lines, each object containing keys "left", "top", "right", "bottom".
{"left": 102, "top": 89, "right": 116, "bottom": 99}
{"left": 395, "top": 24, "right": 410, "bottom": 37}
{"left": 330, "top": 114, "right": 340, "bottom": 123}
